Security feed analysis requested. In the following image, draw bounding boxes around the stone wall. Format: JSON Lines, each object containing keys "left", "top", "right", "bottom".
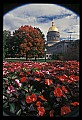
{"left": 46, "top": 40, "right": 79, "bottom": 60}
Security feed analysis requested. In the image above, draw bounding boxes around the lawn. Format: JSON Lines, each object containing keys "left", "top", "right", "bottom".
{"left": 4, "top": 58, "right": 55, "bottom": 62}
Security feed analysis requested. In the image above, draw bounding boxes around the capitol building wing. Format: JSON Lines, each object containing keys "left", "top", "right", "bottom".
{"left": 46, "top": 20, "right": 79, "bottom": 61}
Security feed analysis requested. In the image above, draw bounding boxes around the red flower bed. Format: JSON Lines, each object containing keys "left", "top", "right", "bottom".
{"left": 3, "top": 60, "right": 79, "bottom": 116}
{"left": 26, "top": 94, "right": 37, "bottom": 103}
{"left": 20, "top": 77, "right": 27, "bottom": 82}
{"left": 54, "top": 87, "right": 63, "bottom": 97}
{"left": 61, "top": 106, "right": 71, "bottom": 116}
{"left": 37, "top": 106, "right": 45, "bottom": 116}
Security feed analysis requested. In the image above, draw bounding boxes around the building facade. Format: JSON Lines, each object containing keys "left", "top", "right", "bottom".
{"left": 47, "top": 20, "right": 60, "bottom": 46}
{"left": 46, "top": 20, "right": 79, "bottom": 60}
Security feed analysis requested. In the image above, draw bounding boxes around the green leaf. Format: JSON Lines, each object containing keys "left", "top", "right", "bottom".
{"left": 25, "top": 93, "right": 29, "bottom": 97}
{"left": 12, "top": 76, "right": 18, "bottom": 79}
{"left": 23, "top": 85, "right": 28, "bottom": 89}
{"left": 9, "top": 93, "right": 13, "bottom": 97}
{"left": 32, "top": 92, "right": 40, "bottom": 95}
{"left": 31, "top": 68, "right": 40, "bottom": 72}
{"left": 16, "top": 109, "right": 21, "bottom": 116}
{"left": 3, "top": 78, "right": 8, "bottom": 81}
{"left": 14, "top": 72, "right": 18, "bottom": 75}
{"left": 9, "top": 103, "right": 15, "bottom": 114}
{"left": 3, "top": 102, "right": 8, "bottom": 108}
{"left": 23, "top": 86, "right": 28, "bottom": 92}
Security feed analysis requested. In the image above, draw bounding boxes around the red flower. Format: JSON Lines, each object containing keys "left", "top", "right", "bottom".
{"left": 20, "top": 76, "right": 27, "bottom": 82}
{"left": 40, "top": 72, "right": 44, "bottom": 77}
{"left": 54, "top": 87, "right": 63, "bottom": 97}
{"left": 8, "top": 67, "right": 14, "bottom": 72}
{"left": 66, "top": 80, "right": 72, "bottom": 83}
{"left": 35, "top": 77, "right": 41, "bottom": 81}
{"left": 26, "top": 94, "right": 37, "bottom": 103}
{"left": 55, "top": 74, "right": 68, "bottom": 82}
{"left": 55, "top": 67, "right": 61, "bottom": 71}
{"left": 33, "top": 70, "right": 40, "bottom": 76}
{"left": 38, "top": 95, "right": 47, "bottom": 101}
{"left": 75, "top": 76, "right": 79, "bottom": 81}
{"left": 26, "top": 96, "right": 32, "bottom": 103}
{"left": 62, "top": 86, "right": 68, "bottom": 93}
{"left": 61, "top": 106, "right": 71, "bottom": 116}
{"left": 36, "top": 101, "right": 41, "bottom": 107}
{"left": 45, "top": 79, "right": 53, "bottom": 85}
{"left": 37, "top": 106, "right": 45, "bottom": 116}
{"left": 50, "top": 110, "right": 54, "bottom": 117}
{"left": 31, "top": 94, "right": 37, "bottom": 102}
{"left": 19, "top": 72, "right": 24, "bottom": 77}
{"left": 27, "top": 71, "right": 31, "bottom": 75}
{"left": 69, "top": 75, "right": 79, "bottom": 81}
{"left": 70, "top": 102, "right": 79, "bottom": 106}
{"left": 60, "top": 67, "right": 66, "bottom": 70}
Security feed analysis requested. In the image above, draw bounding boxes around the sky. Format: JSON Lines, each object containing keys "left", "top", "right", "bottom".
{"left": 3, "top": 4, "right": 80, "bottom": 40}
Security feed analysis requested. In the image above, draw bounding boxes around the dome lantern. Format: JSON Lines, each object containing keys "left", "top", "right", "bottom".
{"left": 48, "top": 19, "right": 58, "bottom": 32}
{"left": 52, "top": 19, "right": 54, "bottom": 26}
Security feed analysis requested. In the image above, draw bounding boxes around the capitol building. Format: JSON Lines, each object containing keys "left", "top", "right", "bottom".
{"left": 47, "top": 20, "right": 60, "bottom": 47}
{"left": 46, "top": 20, "right": 79, "bottom": 60}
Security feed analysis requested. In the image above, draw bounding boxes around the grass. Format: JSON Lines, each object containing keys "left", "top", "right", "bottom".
{"left": 4, "top": 59, "right": 26, "bottom": 62}
{"left": 4, "top": 58, "right": 55, "bottom": 62}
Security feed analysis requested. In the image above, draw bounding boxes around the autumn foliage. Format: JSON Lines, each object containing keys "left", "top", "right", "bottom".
{"left": 13, "top": 25, "right": 45, "bottom": 58}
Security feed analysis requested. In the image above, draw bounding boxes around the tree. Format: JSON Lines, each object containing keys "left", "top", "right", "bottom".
{"left": 34, "top": 27, "right": 45, "bottom": 40}
{"left": 13, "top": 25, "right": 45, "bottom": 60}
{"left": 3, "top": 30, "right": 11, "bottom": 58}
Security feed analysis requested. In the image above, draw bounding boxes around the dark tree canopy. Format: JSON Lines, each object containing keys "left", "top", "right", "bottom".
{"left": 3, "top": 30, "right": 11, "bottom": 58}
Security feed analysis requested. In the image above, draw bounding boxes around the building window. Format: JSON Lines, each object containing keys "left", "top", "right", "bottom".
{"left": 49, "top": 55, "right": 52, "bottom": 57}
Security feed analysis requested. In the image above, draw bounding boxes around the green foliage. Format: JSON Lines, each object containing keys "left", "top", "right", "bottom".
{"left": 34, "top": 27, "right": 45, "bottom": 40}
{"left": 3, "top": 30, "right": 11, "bottom": 59}
{"left": 16, "top": 109, "right": 22, "bottom": 116}
{"left": 9, "top": 103, "right": 15, "bottom": 114}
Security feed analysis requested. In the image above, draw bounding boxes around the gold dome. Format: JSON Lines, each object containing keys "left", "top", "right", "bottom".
{"left": 48, "top": 20, "right": 58, "bottom": 32}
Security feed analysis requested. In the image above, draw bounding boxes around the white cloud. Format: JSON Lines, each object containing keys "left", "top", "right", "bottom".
{"left": 3, "top": 3, "right": 80, "bottom": 40}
